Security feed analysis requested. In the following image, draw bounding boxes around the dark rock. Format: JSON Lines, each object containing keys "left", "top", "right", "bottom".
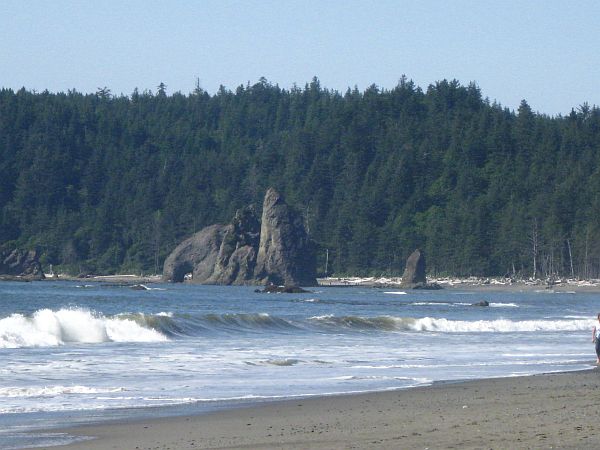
{"left": 207, "top": 207, "right": 261, "bottom": 285}
{"left": 471, "top": 300, "right": 490, "bottom": 307}
{"left": 254, "top": 188, "right": 316, "bottom": 286}
{"left": 162, "top": 224, "right": 229, "bottom": 283}
{"left": 412, "top": 282, "right": 443, "bottom": 290}
{"left": 400, "top": 249, "right": 426, "bottom": 288}
{"left": 0, "top": 249, "right": 45, "bottom": 280}
{"left": 163, "top": 207, "right": 262, "bottom": 285}
{"left": 163, "top": 189, "right": 317, "bottom": 286}
{"left": 256, "top": 284, "right": 311, "bottom": 294}
{"left": 0, "top": 275, "right": 31, "bottom": 282}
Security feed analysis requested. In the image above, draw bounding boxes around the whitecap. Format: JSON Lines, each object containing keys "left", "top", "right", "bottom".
{"left": 0, "top": 385, "right": 124, "bottom": 398}
{"left": 0, "top": 308, "right": 168, "bottom": 348}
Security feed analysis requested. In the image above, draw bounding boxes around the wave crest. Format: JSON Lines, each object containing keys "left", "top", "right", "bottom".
{"left": 309, "top": 315, "right": 591, "bottom": 333}
{"left": 0, "top": 308, "right": 168, "bottom": 348}
{"left": 309, "top": 315, "right": 399, "bottom": 330}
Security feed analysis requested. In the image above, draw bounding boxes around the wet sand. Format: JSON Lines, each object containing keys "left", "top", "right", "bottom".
{"left": 52, "top": 368, "right": 600, "bottom": 450}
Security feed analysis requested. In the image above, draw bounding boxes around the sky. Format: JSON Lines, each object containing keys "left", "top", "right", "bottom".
{"left": 1, "top": 0, "right": 598, "bottom": 116}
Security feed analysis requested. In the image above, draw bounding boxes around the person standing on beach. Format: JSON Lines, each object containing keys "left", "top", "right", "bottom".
{"left": 593, "top": 313, "right": 600, "bottom": 364}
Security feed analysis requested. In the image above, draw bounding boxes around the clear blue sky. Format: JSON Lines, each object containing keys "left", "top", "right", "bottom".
{"left": 1, "top": 0, "right": 598, "bottom": 115}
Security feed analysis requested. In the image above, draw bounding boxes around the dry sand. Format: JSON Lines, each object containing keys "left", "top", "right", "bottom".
{"left": 50, "top": 368, "right": 600, "bottom": 450}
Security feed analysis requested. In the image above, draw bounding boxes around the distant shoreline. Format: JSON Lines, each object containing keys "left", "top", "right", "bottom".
{"left": 318, "top": 276, "right": 600, "bottom": 293}
{"left": 5, "top": 273, "right": 600, "bottom": 293}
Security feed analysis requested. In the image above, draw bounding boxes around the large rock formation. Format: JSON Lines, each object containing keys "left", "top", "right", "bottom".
{"left": 207, "top": 207, "right": 261, "bottom": 285}
{"left": 254, "top": 188, "right": 316, "bottom": 286}
{"left": 400, "top": 249, "right": 441, "bottom": 290}
{"left": 0, "top": 249, "right": 45, "bottom": 280}
{"left": 401, "top": 249, "right": 426, "bottom": 287}
{"left": 162, "top": 224, "right": 229, "bottom": 283}
{"left": 163, "top": 189, "right": 316, "bottom": 286}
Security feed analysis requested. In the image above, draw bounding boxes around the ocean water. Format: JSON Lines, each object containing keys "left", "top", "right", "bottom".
{"left": 0, "top": 281, "right": 597, "bottom": 448}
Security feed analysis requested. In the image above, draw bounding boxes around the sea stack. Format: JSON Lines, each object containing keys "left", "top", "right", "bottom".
{"left": 162, "top": 207, "right": 261, "bottom": 285}
{"left": 254, "top": 188, "right": 316, "bottom": 286}
{"left": 163, "top": 188, "right": 316, "bottom": 286}
{"left": 162, "top": 224, "right": 229, "bottom": 283}
{"left": 400, "top": 249, "right": 441, "bottom": 289}
{"left": 400, "top": 249, "right": 426, "bottom": 288}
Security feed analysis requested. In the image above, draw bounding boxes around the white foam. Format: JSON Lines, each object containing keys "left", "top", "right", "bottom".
{"left": 0, "top": 385, "right": 124, "bottom": 398}
{"left": 403, "top": 317, "right": 593, "bottom": 333}
{"left": 384, "top": 291, "right": 407, "bottom": 295}
{"left": 0, "top": 308, "right": 168, "bottom": 348}
{"left": 138, "top": 284, "right": 166, "bottom": 291}
{"left": 309, "top": 314, "right": 333, "bottom": 320}
{"left": 489, "top": 302, "right": 519, "bottom": 308}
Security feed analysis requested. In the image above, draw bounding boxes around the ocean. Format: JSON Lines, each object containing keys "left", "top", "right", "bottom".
{"left": 0, "top": 280, "right": 596, "bottom": 448}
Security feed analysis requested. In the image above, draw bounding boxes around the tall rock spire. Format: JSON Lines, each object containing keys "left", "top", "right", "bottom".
{"left": 254, "top": 188, "right": 316, "bottom": 286}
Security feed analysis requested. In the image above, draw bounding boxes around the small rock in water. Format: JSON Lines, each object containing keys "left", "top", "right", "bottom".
{"left": 130, "top": 284, "right": 150, "bottom": 291}
{"left": 471, "top": 300, "right": 490, "bottom": 307}
{"left": 256, "top": 284, "right": 310, "bottom": 294}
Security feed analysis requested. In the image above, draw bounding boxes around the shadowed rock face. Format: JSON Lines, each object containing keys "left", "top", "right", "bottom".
{"left": 163, "top": 190, "right": 316, "bottom": 286}
{"left": 162, "top": 224, "right": 229, "bottom": 283}
{"left": 0, "top": 249, "right": 45, "bottom": 279}
{"left": 254, "top": 188, "right": 316, "bottom": 286}
{"left": 400, "top": 249, "right": 426, "bottom": 288}
{"left": 207, "top": 207, "right": 261, "bottom": 285}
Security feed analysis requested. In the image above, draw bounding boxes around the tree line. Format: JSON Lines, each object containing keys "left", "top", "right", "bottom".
{"left": 1, "top": 77, "right": 599, "bottom": 279}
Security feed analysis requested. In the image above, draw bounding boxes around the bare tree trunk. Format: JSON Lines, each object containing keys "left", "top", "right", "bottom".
{"left": 530, "top": 219, "right": 539, "bottom": 279}
{"left": 566, "top": 239, "right": 574, "bottom": 279}
{"left": 153, "top": 211, "right": 162, "bottom": 276}
{"left": 585, "top": 229, "right": 590, "bottom": 280}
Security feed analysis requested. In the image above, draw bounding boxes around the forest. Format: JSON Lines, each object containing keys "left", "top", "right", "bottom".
{"left": 1, "top": 77, "right": 600, "bottom": 278}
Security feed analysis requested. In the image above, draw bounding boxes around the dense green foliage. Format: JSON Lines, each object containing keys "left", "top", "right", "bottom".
{"left": 1, "top": 77, "right": 600, "bottom": 278}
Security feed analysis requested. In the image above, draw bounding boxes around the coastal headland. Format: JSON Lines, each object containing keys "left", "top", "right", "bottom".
{"left": 54, "top": 369, "right": 600, "bottom": 449}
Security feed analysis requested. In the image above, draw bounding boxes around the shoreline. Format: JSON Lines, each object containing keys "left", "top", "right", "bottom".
{"left": 318, "top": 276, "right": 600, "bottom": 293}
{"left": 5, "top": 273, "right": 600, "bottom": 294}
{"left": 48, "top": 368, "right": 600, "bottom": 449}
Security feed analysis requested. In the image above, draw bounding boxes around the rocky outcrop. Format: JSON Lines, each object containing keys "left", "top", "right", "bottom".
{"left": 255, "top": 284, "right": 311, "bottom": 294}
{"left": 254, "top": 188, "right": 316, "bottom": 286}
{"left": 472, "top": 300, "right": 490, "bottom": 307}
{"left": 0, "top": 249, "right": 45, "bottom": 280}
{"left": 400, "top": 249, "right": 426, "bottom": 288}
{"left": 400, "top": 249, "right": 441, "bottom": 289}
{"left": 162, "top": 224, "right": 229, "bottom": 283}
{"left": 163, "top": 189, "right": 317, "bottom": 286}
{"left": 206, "top": 207, "right": 261, "bottom": 285}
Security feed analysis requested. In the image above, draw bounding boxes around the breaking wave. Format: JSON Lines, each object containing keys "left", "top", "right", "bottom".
{"left": 308, "top": 315, "right": 592, "bottom": 333}
{"left": 0, "top": 309, "right": 167, "bottom": 348}
{"left": 401, "top": 317, "right": 592, "bottom": 332}
{"left": 2, "top": 309, "right": 592, "bottom": 348}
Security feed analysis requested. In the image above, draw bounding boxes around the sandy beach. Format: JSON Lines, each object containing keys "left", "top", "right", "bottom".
{"left": 50, "top": 368, "right": 600, "bottom": 450}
